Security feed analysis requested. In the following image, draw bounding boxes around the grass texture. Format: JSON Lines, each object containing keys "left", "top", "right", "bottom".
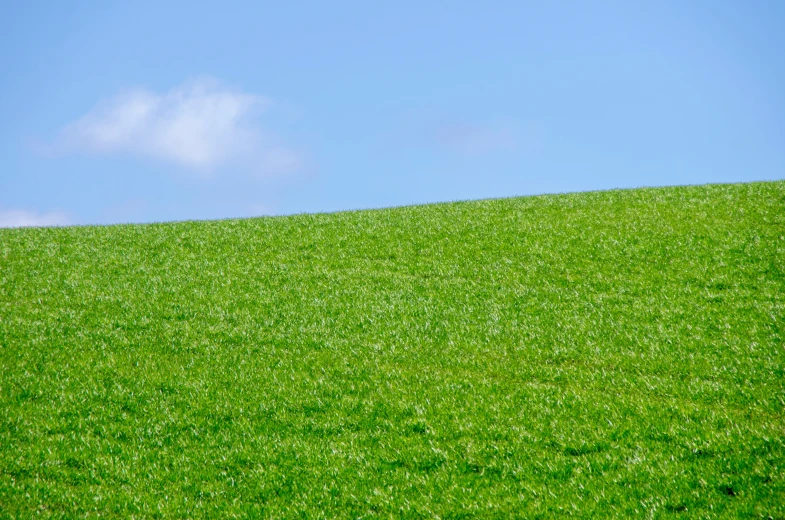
{"left": 1, "top": 181, "right": 784, "bottom": 518}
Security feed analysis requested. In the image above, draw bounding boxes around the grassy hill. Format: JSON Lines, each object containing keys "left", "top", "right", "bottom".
{"left": 1, "top": 181, "right": 784, "bottom": 518}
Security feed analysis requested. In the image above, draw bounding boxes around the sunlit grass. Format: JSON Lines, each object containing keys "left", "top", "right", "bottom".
{"left": 1, "top": 181, "right": 784, "bottom": 518}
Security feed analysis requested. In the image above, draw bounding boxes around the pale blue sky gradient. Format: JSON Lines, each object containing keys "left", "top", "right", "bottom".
{"left": 1, "top": 1, "right": 783, "bottom": 226}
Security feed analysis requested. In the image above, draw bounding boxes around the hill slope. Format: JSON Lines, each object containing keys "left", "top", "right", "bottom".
{"left": 2, "top": 181, "right": 784, "bottom": 517}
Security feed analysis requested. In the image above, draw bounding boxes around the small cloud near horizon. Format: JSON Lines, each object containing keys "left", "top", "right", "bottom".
{"left": 0, "top": 210, "right": 72, "bottom": 228}
{"left": 382, "top": 115, "right": 543, "bottom": 159}
{"left": 433, "top": 119, "right": 540, "bottom": 156}
{"left": 56, "top": 78, "right": 303, "bottom": 176}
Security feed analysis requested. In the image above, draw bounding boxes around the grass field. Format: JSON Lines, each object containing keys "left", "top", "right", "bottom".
{"left": 1, "top": 181, "right": 784, "bottom": 518}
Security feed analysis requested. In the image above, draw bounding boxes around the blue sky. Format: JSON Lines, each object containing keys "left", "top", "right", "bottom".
{"left": 1, "top": 1, "right": 783, "bottom": 226}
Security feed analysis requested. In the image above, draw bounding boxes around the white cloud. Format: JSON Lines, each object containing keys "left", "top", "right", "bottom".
{"left": 434, "top": 121, "right": 519, "bottom": 155}
{"left": 59, "top": 78, "right": 301, "bottom": 175}
{"left": 0, "top": 210, "right": 71, "bottom": 228}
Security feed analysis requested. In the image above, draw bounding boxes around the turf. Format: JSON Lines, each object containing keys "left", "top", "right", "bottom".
{"left": 1, "top": 181, "right": 784, "bottom": 518}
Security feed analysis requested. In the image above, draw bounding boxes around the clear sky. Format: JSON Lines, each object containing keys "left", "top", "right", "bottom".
{"left": 1, "top": 1, "right": 783, "bottom": 226}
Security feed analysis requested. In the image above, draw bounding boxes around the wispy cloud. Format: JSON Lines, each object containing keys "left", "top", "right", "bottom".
{"left": 386, "top": 116, "right": 542, "bottom": 159}
{"left": 58, "top": 78, "right": 302, "bottom": 175}
{"left": 433, "top": 120, "right": 529, "bottom": 156}
{"left": 0, "top": 210, "right": 71, "bottom": 228}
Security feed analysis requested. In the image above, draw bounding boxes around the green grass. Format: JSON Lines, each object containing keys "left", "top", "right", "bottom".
{"left": 1, "top": 181, "right": 784, "bottom": 518}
